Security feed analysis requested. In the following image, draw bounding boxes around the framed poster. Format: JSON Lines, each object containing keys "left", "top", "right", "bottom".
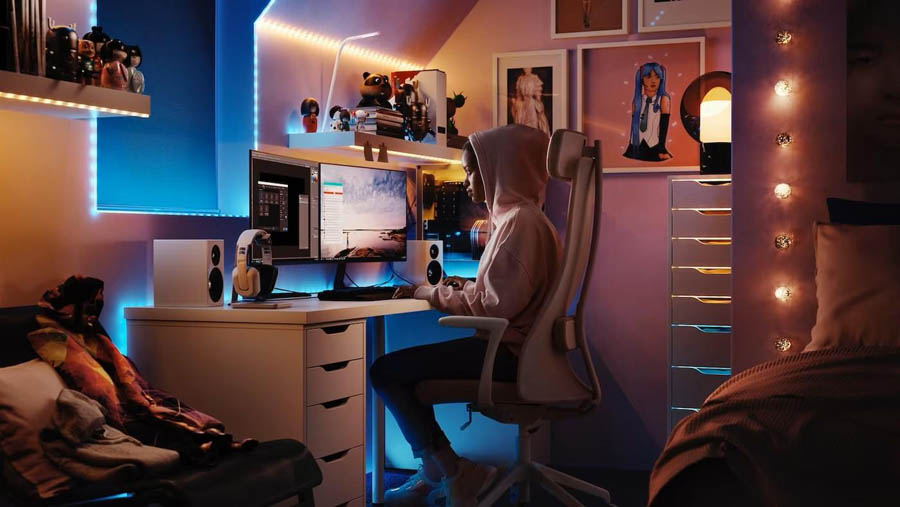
{"left": 551, "top": 0, "right": 628, "bottom": 38}
{"left": 493, "top": 50, "right": 568, "bottom": 137}
{"left": 577, "top": 37, "right": 705, "bottom": 173}
{"left": 638, "top": 0, "right": 730, "bottom": 33}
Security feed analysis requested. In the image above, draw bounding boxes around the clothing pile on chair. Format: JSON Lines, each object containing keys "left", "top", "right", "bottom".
{"left": 26, "top": 276, "right": 256, "bottom": 469}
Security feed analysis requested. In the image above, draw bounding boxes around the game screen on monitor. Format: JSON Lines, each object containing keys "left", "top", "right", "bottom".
{"left": 319, "top": 163, "right": 408, "bottom": 262}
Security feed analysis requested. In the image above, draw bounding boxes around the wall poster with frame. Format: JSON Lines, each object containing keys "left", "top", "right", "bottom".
{"left": 493, "top": 49, "right": 568, "bottom": 138}
{"left": 638, "top": 0, "right": 730, "bottom": 33}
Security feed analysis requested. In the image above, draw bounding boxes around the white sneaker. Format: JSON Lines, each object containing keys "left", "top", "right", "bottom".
{"left": 384, "top": 466, "right": 445, "bottom": 506}
{"left": 442, "top": 459, "right": 498, "bottom": 507}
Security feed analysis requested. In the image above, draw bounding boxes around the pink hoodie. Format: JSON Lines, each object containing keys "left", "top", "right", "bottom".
{"left": 414, "top": 124, "right": 562, "bottom": 349}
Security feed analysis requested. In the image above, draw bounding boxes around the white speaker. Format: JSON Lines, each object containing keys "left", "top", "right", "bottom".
{"left": 153, "top": 240, "right": 225, "bottom": 307}
{"left": 395, "top": 240, "right": 443, "bottom": 286}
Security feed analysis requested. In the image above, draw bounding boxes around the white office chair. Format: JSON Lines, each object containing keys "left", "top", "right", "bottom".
{"left": 415, "top": 129, "right": 610, "bottom": 506}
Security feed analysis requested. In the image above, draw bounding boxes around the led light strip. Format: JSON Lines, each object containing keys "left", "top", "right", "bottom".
{"left": 346, "top": 145, "right": 461, "bottom": 164}
{"left": 0, "top": 91, "right": 149, "bottom": 117}
{"left": 256, "top": 19, "right": 422, "bottom": 70}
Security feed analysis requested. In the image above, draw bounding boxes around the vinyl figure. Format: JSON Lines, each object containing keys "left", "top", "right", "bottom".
{"left": 357, "top": 72, "right": 393, "bottom": 108}
{"left": 329, "top": 106, "right": 351, "bottom": 131}
{"left": 124, "top": 45, "right": 144, "bottom": 93}
{"left": 100, "top": 39, "right": 129, "bottom": 90}
{"left": 83, "top": 26, "right": 109, "bottom": 86}
{"left": 77, "top": 39, "right": 96, "bottom": 85}
{"left": 300, "top": 97, "right": 319, "bottom": 133}
{"left": 45, "top": 20, "right": 79, "bottom": 81}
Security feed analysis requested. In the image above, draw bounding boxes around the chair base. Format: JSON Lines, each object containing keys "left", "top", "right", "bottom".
{"left": 476, "top": 424, "right": 613, "bottom": 507}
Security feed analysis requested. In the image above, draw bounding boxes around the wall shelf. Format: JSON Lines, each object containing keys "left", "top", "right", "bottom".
{"left": 0, "top": 70, "right": 150, "bottom": 119}
{"left": 287, "top": 131, "right": 462, "bottom": 166}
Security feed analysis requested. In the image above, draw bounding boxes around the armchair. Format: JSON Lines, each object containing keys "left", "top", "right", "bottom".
{"left": 415, "top": 129, "right": 611, "bottom": 506}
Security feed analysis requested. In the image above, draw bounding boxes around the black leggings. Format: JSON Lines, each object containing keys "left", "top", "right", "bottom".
{"left": 369, "top": 337, "right": 518, "bottom": 458}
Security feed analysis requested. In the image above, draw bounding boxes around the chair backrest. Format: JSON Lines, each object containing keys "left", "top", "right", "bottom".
{"left": 517, "top": 130, "right": 603, "bottom": 405}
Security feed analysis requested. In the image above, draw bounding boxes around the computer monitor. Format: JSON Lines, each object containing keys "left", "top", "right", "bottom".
{"left": 318, "top": 163, "right": 408, "bottom": 263}
{"left": 249, "top": 151, "right": 319, "bottom": 261}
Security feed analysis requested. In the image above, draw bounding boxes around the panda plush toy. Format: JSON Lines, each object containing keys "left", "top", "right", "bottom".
{"left": 357, "top": 72, "right": 393, "bottom": 108}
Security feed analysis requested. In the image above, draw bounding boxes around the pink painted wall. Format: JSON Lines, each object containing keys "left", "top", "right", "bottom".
{"left": 427, "top": 0, "right": 730, "bottom": 470}
{"left": 731, "top": 1, "right": 900, "bottom": 370}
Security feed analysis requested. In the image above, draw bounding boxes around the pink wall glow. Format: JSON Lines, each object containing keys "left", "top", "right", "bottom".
{"left": 731, "top": 1, "right": 900, "bottom": 370}
{"left": 427, "top": 0, "right": 730, "bottom": 470}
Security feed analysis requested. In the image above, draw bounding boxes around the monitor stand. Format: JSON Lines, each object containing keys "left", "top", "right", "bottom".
{"left": 333, "top": 261, "right": 348, "bottom": 290}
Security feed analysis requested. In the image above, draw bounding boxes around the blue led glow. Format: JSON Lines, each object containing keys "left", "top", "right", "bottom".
{"left": 65, "top": 492, "right": 134, "bottom": 505}
{"left": 89, "top": 1, "right": 97, "bottom": 26}
{"left": 89, "top": 118, "right": 99, "bottom": 217}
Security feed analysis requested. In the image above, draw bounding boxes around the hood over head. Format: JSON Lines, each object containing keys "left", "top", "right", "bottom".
{"left": 468, "top": 124, "right": 550, "bottom": 216}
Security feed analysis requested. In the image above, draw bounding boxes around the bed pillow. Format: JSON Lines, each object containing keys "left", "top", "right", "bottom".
{"left": 0, "top": 359, "right": 72, "bottom": 498}
{"left": 826, "top": 197, "right": 900, "bottom": 225}
{"left": 806, "top": 224, "right": 900, "bottom": 351}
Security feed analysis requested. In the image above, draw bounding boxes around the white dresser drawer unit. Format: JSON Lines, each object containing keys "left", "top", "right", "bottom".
{"left": 306, "top": 394, "right": 365, "bottom": 458}
{"left": 314, "top": 445, "right": 365, "bottom": 507}
{"left": 671, "top": 239, "right": 731, "bottom": 267}
{"left": 671, "top": 267, "right": 731, "bottom": 296}
{"left": 671, "top": 325, "right": 731, "bottom": 367}
{"left": 671, "top": 209, "right": 732, "bottom": 238}
{"left": 671, "top": 179, "right": 732, "bottom": 209}
{"left": 671, "top": 296, "right": 731, "bottom": 326}
{"left": 306, "top": 322, "right": 365, "bottom": 367}
{"left": 306, "top": 359, "right": 365, "bottom": 406}
{"left": 670, "top": 367, "right": 730, "bottom": 409}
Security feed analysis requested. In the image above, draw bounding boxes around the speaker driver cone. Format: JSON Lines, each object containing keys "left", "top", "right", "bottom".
{"left": 208, "top": 267, "right": 224, "bottom": 302}
{"left": 426, "top": 260, "right": 442, "bottom": 285}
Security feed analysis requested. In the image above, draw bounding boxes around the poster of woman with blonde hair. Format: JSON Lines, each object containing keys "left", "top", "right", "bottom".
{"left": 507, "top": 67, "right": 553, "bottom": 136}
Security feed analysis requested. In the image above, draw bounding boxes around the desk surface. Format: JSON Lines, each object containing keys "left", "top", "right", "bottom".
{"left": 124, "top": 298, "right": 433, "bottom": 325}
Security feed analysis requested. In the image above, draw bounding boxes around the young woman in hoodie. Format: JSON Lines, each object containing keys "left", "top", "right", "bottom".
{"left": 370, "top": 124, "right": 562, "bottom": 506}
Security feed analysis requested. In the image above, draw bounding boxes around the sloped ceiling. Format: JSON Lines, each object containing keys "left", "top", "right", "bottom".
{"left": 262, "top": 0, "right": 479, "bottom": 66}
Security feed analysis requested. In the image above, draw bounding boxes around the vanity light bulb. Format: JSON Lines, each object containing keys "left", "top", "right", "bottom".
{"left": 775, "top": 30, "right": 793, "bottom": 46}
{"left": 774, "top": 337, "right": 792, "bottom": 352}
{"left": 774, "top": 183, "right": 792, "bottom": 199}
{"left": 775, "top": 132, "right": 793, "bottom": 147}
{"left": 774, "top": 80, "right": 792, "bottom": 96}
{"left": 774, "top": 286, "right": 792, "bottom": 302}
{"left": 774, "top": 234, "right": 793, "bottom": 250}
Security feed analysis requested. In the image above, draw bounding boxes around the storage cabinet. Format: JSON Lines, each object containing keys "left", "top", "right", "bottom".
{"left": 668, "top": 176, "right": 732, "bottom": 431}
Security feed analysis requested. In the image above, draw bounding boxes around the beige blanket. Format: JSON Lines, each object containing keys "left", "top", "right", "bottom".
{"left": 649, "top": 346, "right": 900, "bottom": 507}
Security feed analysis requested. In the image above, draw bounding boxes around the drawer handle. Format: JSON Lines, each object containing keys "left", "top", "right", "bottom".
{"left": 321, "top": 324, "right": 350, "bottom": 334}
{"left": 320, "top": 449, "right": 350, "bottom": 463}
{"left": 321, "top": 397, "right": 351, "bottom": 409}
{"left": 693, "top": 297, "right": 731, "bottom": 304}
{"left": 693, "top": 325, "right": 731, "bottom": 334}
{"left": 694, "top": 239, "right": 731, "bottom": 246}
{"left": 693, "top": 268, "right": 731, "bottom": 275}
{"left": 696, "top": 181, "right": 731, "bottom": 187}
{"left": 672, "top": 365, "right": 731, "bottom": 376}
{"left": 694, "top": 209, "right": 731, "bottom": 216}
{"left": 321, "top": 360, "right": 351, "bottom": 372}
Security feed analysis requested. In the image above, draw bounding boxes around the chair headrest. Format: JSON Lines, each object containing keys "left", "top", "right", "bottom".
{"left": 547, "top": 129, "right": 588, "bottom": 181}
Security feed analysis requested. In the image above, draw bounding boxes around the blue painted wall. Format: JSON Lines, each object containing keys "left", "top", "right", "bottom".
{"left": 97, "top": 0, "right": 218, "bottom": 212}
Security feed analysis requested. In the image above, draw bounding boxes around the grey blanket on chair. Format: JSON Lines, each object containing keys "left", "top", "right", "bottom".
{"left": 40, "top": 389, "right": 180, "bottom": 484}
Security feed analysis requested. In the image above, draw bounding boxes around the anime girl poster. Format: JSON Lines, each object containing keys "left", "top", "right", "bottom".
{"left": 578, "top": 38, "right": 704, "bottom": 172}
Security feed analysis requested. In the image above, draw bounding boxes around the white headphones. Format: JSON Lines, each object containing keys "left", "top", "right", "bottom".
{"left": 232, "top": 229, "right": 277, "bottom": 299}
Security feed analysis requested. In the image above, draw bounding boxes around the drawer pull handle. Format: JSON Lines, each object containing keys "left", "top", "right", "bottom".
{"left": 321, "top": 324, "right": 350, "bottom": 334}
{"left": 696, "top": 181, "right": 731, "bottom": 187}
{"left": 694, "top": 268, "right": 731, "bottom": 275}
{"left": 321, "top": 397, "right": 351, "bottom": 409}
{"left": 694, "top": 239, "right": 731, "bottom": 246}
{"left": 693, "top": 325, "right": 731, "bottom": 334}
{"left": 672, "top": 366, "right": 731, "bottom": 376}
{"left": 321, "top": 360, "right": 351, "bottom": 372}
{"left": 694, "top": 297, "right": 731, "bottom": 304}
{"left": 694, "top": 209, "right": 731, "bottom": 216}
{"left": 320, "top": 449, "right": 350, "bottom": 463}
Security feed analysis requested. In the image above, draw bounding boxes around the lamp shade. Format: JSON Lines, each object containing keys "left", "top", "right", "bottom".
{"left": 679, "top": 70, "right": 732, "bottom": 142}
{"left": 699, "top": 87, "right": 732, "bottom": 143}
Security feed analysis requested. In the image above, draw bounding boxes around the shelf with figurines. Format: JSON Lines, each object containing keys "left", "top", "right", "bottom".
{"left": 0, "top": 24, "right": 149, "bottom": 119}
{"left": 287, "top": 70, "right": 465, "bottom": 167}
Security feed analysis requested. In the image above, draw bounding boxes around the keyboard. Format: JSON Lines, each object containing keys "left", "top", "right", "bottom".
{"left": 265, "top": 291, "right": 311, "bottom": 300}
{"left": 317, "top": 286, "right": 403, "bottom": 301}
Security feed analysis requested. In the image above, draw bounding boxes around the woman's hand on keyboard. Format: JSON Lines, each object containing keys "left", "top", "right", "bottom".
{"left": 441, "top": 276, "right": 468, "bottom": 290}
{"left": 392, "top": 285, "right": 418, "bottom": 299}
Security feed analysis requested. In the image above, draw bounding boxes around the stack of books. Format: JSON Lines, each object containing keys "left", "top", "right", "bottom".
{"left": 353, "top": 107, "right": 405, "bottom": 139}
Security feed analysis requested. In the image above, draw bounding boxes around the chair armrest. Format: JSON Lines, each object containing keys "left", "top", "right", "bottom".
{"left": 438, "top": 316, "right": 509, "bottom": 407}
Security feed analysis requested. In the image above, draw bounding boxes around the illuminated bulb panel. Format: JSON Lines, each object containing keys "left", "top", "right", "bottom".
{"left": 774, "top": 183, "right": 792, "bottom": 199}
{"left": 774, "top": 337, "right": 792, "bottom": 352}
{"left": 255, "top": 19, "right": 422, "bottom": 70}
{"left": 346, "top": 145, "right": 460, "bottom": 164}
{"left": 774, "top": 80, "right": 792, "bottom": 96}
{"left": 774, "top": 234, "right": 793, "bottom": 250}
{"left": 0, "top": 91, "right": 149, "bottom": 118}
{"left": 775, "top": 30, "right": 793, "bottom": 45}
{"left": 774, "top": 286, "right": 792, "bottom": 302}
{"left": 775, "top": 132, "right": 793, "bottom": 147}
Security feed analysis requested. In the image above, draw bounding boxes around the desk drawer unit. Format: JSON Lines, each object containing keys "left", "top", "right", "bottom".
{"left": 306, "top": 394, "right": 365, "bottom": 460}
{"left": 669, "top": 175, "right": 732, "bottom": 432}
{"left": 306, "top": 359, "right": 365, "bottom": 406}
{"left": 314, "top": 445, "right": 365, "bottom": 507}
{"left": 306, "top": 322, "right": 365, "bottom": 367}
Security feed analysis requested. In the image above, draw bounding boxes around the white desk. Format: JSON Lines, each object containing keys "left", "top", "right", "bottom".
{"left": 125, "top": 298, "right": 432, "bottom": 506}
